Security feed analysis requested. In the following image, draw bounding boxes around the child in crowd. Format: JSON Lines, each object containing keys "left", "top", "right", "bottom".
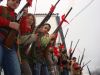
{"left": 28, "top": 23, "right": 56, "bottom": 75}
{"left": 18, "top": 13, "right": 36, "bottom": 75}
{"left": 0, "top": 0, "right": 21, "bottom": 75}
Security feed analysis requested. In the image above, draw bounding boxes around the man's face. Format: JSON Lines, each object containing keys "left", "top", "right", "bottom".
{"left": 7, "top": 0, "right": 20, "bottom": 9}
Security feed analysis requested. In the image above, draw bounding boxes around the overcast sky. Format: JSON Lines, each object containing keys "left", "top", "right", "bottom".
{"left": 0, "top": 0, "right": 100, "bottom": 75}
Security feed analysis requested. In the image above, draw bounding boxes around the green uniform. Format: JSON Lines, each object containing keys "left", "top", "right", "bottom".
{"left": 28, "top": 34, "right": 51, "bottom": 64}
{"left": 19, "top": 33, "right": 36, "bottom": 60}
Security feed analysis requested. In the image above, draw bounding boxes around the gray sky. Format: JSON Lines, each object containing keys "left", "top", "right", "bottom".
{"left": 0, "top": 0, "right": 100, "bottom": 75}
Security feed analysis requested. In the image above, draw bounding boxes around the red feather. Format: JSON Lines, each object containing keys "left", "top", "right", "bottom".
{"left": 53, "top": 47, "right": 59, "bottom": 57}
{"left": 26, "top": 0, "right": 32, "bottom": 6}
{"left": 49, "top": 5, "right": 55, "bottom": 13}
{"left": 61, "top": 14, "right": 69, "bottom": 24}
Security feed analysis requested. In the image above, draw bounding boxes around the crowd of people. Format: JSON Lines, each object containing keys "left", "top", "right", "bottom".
{"left": 0, "top": 0, "right": 83, "bottom": 75}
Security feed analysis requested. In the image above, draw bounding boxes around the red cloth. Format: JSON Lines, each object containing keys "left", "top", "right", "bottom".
{"left": 0, "top": 6, "right": 11, "bottom": 27}
{"left": 73, "top": 62, "right": 81, "bottom": 70}
{"left": 50, "top": 5, "right": 55, "bottom": 13}
{"left": 19, "top": 16, "right": 32, "bottom": 35}
{"left": 26, "top": 0, "right": 32, "bottom": 6}
{"left": 0, "top": 16, "right": 10, "bottom": 26}
{"left": 61, "top": 14, "right": 69, "bottom": 24}
{"left": 59, "top": 44, "right": 64, "bottom": 49}
{"left": 53, "top": 46, "right": 59, "bottom": 57}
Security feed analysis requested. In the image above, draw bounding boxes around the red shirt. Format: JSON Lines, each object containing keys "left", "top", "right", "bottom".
{"left": 19, "top": 16, "right": 32, "bottom": 35}
{"left": 0, "top": 6, "right": 31, "bottom": 36}
{"left": 0, "top": 6, "right": 11, "bottom": 27}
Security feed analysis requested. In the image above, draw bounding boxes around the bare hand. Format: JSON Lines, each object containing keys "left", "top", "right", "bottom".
{"left": 49, "top": 34, "right": 56, "bottom": 39}
{"left": 9, "top": 22, "right": 20, "bottom": 31}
